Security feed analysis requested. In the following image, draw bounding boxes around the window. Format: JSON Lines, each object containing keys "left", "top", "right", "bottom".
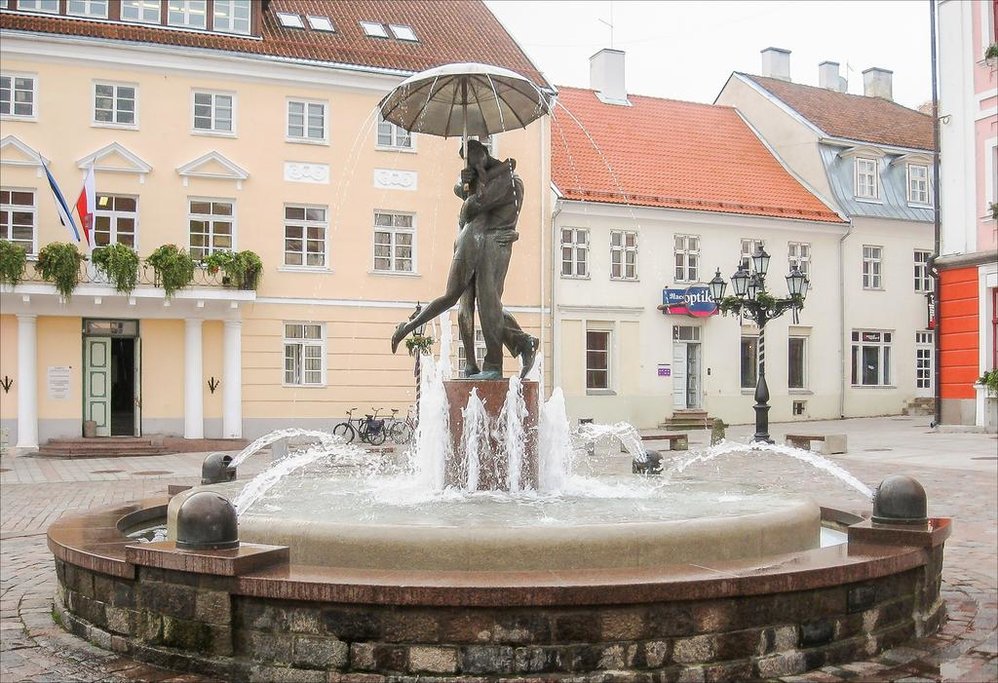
{"left": 388, "top": 24, "right": 417, "bottom": 41}
{"left": 213, "top": 0, "right": 250, "bottom": 35}
{"left": 67, "top": 0, "right": 108, "bottom": 18}
{"left": 168, "top": 0, "right": 207, "bottom": 29}
{"left": 93, "top": 83, "right": 136, "bottom": 127}
{"left": 914, "top": 250, "right": 932, "bottom": 292}
{"left": 610, "top": 230, "right": 637, "bottom": 280}
{"left": 192, "top": 91, "right": 233, "bottom": 133}
{"left": 287, "top": 100, "right": 326, "bottom": 142}
{"left": 360, "top": 21, "right": 389, "bottom": 37}
{"left": 94, "top": 194, "right": 137, "bottom": 248}
{"left": 121, "top": 0, "right": 161, "bottom": 23}
{"left": 188, "top": 199, "right": 233, "bottom": 260}
{"left": 561, "top": 228, "right": 588, "bottom": 277}
{"left": 283, "top": 323, "right": 324, "bottom": 386}
{"left": 373, "top": 211, "right": 414, "bottom": 273}
{"left": 915, "top": 331, "right": 933, "bottom": 390}
{"left": 851, "top": 331, "right": 892, "bottom": 386}
{"left": 788, "top": 241, "right": 811, "bottom": 279}
{"left": 855, "top": 158, "right": 879, "bottom": 199}
{"left": 586, "top": 329, "right": 610, "bottom": 390}
{"left": 907, "top": 163, "right": 930, "bottom": 205}
{"left": 377, "top": 114, "right": 412, "bottom": 149}
{"left": 0, "top": 189, "right": 36, "bottom": 254}
{"left": 284, "top": 205, "right": 326, "bottom": 267}
{"left": 1, "top": 74, "right": 36, "bottom": 119}
{"left": 674, "top": 234, "right": 699, "bottom": 283}
{"left": 17, "top": 0, "right": 58, "bottom": 12}
{"left": 276, "top": 12, "right": 304, "bottom": 28}
{"left": 740, "top": 238, "right": 763, "bottom": 271}
{"left": 862, "top": 245, "right": 883, "bottom": 289}
{"left": 788, "top": 337, "right": 807, "bottom": 389}
{"left": 740, "top": 336, "right": 758, "bottom": 389}
{"left": 306, "top": 15, "right": 334, "bottom": 32}
{"left": 457, "top": 329, "right": 486, "bottom": 376}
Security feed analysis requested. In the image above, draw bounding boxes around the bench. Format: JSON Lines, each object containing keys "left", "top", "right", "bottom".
{"left": 785, "top": 433, "right": 847, "bottom": 455}
{"left": 640, "top": 432, "right": 689, "bottom": 451}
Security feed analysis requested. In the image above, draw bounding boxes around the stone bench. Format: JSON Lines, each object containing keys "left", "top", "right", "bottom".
{"left": 785, "top": 433, "right": 847, "bottom": 455}
{"left": 640, "top": 432, "right": 689, "bottom": 451}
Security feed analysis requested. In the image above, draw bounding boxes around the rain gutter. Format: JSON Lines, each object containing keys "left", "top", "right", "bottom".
{"left": 929, "top": 0, "right": 943, "bottom": 428}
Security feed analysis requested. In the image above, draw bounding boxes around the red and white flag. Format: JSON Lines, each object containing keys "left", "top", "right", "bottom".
{"left": 74, "top": 163, "right": 96, "bottom": 252}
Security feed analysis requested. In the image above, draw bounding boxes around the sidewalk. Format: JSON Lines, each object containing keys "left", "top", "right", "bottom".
{"left": 1, "top": 416, "right": 995, "bottom": 681}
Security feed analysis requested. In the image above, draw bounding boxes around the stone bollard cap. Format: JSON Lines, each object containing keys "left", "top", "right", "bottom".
{"left": 201, "top": 452, "right": 236, "bottom": 485}
{"left": 871, "top": 475, "right": 927, "bottom": 525}
{"left": 176, "top": 491, "right": 239, "bottom": 550}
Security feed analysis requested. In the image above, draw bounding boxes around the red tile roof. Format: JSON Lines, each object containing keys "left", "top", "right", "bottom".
{"left": 0, "top": 0, "right": 549, "bottom": 89}
{"left": 551, "top": 87, "right": 843, "bottom": 223}
{"left": 743, "top": 75, "right": 933, "bottom": 151}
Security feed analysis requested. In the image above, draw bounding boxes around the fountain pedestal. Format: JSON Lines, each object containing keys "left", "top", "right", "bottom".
{"left": 444, "top": 379, "right": 539, "bottom": 491}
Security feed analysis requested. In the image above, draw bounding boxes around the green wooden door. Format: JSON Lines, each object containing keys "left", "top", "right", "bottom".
{"left": 84, "top": 337, "right": 111, "bottom": 437}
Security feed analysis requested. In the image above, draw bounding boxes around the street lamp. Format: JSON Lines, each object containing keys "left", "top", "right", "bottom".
{"left": 408, "top": 302, "right": 430, "bottom": 417}
{"left": 709, "top": 246, "right": 810, "bottom": 443}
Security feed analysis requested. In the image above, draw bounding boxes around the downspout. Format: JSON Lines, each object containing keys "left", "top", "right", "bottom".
{"left": 839, "top": 222, "right": 853, "bottom": 419}
{"left": 550, "top": 198, "right": 564, "bottom": 392}
{"left": 929, "top": 0, "right": 943, "bottom": 428}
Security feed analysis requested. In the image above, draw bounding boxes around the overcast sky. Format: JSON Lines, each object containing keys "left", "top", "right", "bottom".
{"left": 485, "top": 1, "right": 933, "bottom": 110}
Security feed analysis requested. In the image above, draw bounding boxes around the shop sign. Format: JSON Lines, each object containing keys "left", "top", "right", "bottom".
{"left": 661, "top": 285, "right": 718, "bottom": 317}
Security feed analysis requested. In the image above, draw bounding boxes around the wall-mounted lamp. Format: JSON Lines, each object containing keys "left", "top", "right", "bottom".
{"left": 207, "top": 377, "right": 220, "bottom": 394}
{"left": 0, "top": 376, "right": 12, "bottom": 394}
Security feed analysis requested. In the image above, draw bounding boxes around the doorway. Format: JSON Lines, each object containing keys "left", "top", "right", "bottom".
{"left": 672, "top": 325, "right": 702, "bottom": 410}
{"left": 83, "top": 319, "right": 141, "bottom": 437}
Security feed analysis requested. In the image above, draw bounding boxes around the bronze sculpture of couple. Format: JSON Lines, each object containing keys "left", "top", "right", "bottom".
{"left": 390, "top": 139, "right": 539, "bottom": 380}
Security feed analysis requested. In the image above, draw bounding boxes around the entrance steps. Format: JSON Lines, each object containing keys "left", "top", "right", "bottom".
{"left": 36, "top": 436, "right": 249, "bottom": 458}
{"left": 658, "top": 409, "right": 717, "bottom": 431}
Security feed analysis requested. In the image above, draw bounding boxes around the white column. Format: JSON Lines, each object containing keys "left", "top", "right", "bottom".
{"left": 15, "top": 314, "right": 38, "bottom": 449}
{"left": 184, "top": 318, "right": 204, "bottom": 439}
{"left": 222, "top": 319, "right": 242, "bottom": 438}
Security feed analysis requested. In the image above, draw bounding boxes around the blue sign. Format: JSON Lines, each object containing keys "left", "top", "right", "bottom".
{"left": 661, "top": 285, "right": 718, "bottom": 317}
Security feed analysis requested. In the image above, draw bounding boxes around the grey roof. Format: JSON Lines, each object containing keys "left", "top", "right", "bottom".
{"left": 820, "top": 145, "right": 933, "bottom": 223}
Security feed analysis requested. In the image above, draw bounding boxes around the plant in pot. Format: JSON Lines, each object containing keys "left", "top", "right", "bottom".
{"left": 35, "top": 242, "right": 85, "bottom": 298}
{"left": 91, "top": 242, "right": 140, "bottom": 294}
{"left": 978, "top": 368, "right": 998, "bottom": 397}
{"left": 0, "top": 239, "right": 27, "bottom": 286}
{"left": 203, "top": 249, "right": 263, "bottom": 290}
{"left": 147, "top": 244, "right": 195, "bottom": 298}
{"left": 405, "top": 333, "right": 435, "bottom": 356}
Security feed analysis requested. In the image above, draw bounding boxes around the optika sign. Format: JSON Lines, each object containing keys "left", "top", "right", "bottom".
{"left": 659, "top": 285, "right": 719, "bottom": 317}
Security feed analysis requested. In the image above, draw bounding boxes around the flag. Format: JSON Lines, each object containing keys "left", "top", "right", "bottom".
{"left": 74, "top": 163, "right": 96, "bottom": 251}
{"left": 40, "top": 157, "right": 80, "bottom": 243}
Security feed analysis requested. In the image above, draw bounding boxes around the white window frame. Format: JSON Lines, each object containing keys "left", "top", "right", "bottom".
{"left": 212, "top": 0, "right": 251, "bottom": 35}
{"left": 306, "top": 15, "right": 334, "bottom": 32}
{"left": 92, "top": 81, "right": 137, "bottom": 129}
{"left": 67, "top": 0, "right": 109, "bottom": 18}
{"left": 0, "top": 72, "right": 37, "bottom": 121}
{"left": 854, "top": 157, "right": 880, "bottom": 200}
{"left": 585, "top": 328, "right": 612, "bottom": 392}
{"left": 788, "top": 336, "right": 808, "bottom": 390}
{"left": 456, "top": 328, "right": 487, "bottom": 376}
{"left": 673, "top": 234, "right": 700, "bottom": 283}
{"left": 167, "top": 0, "right": 207, "bottom": 29}
{"left": 191, "top": 90, "right": 235, "bottom": 136}
{"left": 120, "top": 0, "right": 161, "bottom": 23}
{"left": 851, "top": 330, "right": 893, "bottom": 387}
{"left": 94, "top": 194, "right": 138, "bottom": 250}
{"left": 283, "top": 322, "right": 326, "bottom": 387}
{"left": 0, "top": 187, "right": 37, "bottom": 255}
{"left": 787, "top": 241, "right": 811, "bottom": 281}
{"left": 372, "top": 211, "right": 415, "bottom": 274}
{"left": 376, "top": 113, "right": 414, "bottom": 150}
{"left": 388, "top": 24, "right": 418, "bottom": 41}
{"left": 862, "top": 245, "right": 883, "bottom": 290}
{"left": 906, "top": 163, "right": 930, "bottom": 205}
{"left": 360, "top": 21, "right": 389, "bottom": 38}
{"left": 283, "top": 204, "right": 328, "bottom": 269}
{"left": 286, "top": 99, "right": 327, "bottom": 144}
{"left": 610, "top": 230, "right": 638, "bottom": 280}
{"left": 276, "top": 12, "right": 304, "bottom": 28}
{"left": 740, "top": 238, "right": 763, "bottom": 272}
{"left": 915, "top": 331, "right": 933, "bottom": 390}
{"left": 560, "top": 227, "right": 589, "bottom": 278}
{"left": 17, "top": 0, "right": 59, "bottom": 12}
{"left": 188, "top": 198, "right": 235, "bottom": 260}
{"left": 914, "top": 249, "right": 932, "bottom": 293}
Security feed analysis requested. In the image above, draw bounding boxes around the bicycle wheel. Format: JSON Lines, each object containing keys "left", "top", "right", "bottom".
{"left": 332, "top": 422, "right": 355, "bottom": 444}
{"left": 390, "top": 421, "right": 413, "bottom": 445}
{"left": 366, "top": 426, "right": 387, "bottom": 446}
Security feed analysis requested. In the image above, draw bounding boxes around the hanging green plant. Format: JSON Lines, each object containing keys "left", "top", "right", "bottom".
{"left": 147, "top": 244, "right": 195, "bottom": 298}
{"left": 35, "top": 242, "right": 85, "bottom": 298}
{"left": 202, "top": 249, "right": 263, "bottom": 290}
{"left": 91, "top": 242, "right": 140, "bottom": 294}
{"left": 405, "top": 333, "right": 435, "bottom": 357}
{"left": 978, "top": 369, "right": 998, "bottom": 396}
{"left": 0, "top": 240, "right": 27, "bottom": 287}
{"left": 986, "top": 42, "right": 998, "bottom": 61}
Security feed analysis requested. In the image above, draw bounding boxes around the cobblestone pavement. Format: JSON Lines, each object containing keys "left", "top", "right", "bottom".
{"left": 0, "top": 416, "right": 995, "bottom": 682}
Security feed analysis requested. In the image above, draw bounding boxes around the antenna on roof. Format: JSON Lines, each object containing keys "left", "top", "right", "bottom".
{"left": 598, "top": 1, "right": 614, "bottom": 49}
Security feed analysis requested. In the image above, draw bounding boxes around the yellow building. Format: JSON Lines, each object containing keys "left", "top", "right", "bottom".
{"left": 0, "top": 0, "right": 552, "bottom": 446}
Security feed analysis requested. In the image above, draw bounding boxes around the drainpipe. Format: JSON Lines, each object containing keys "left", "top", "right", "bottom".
{"left": 839, "top": 223, "right": 853, "bottom": 420}
{"left": 550, "top": 198, "right": 564, "bottom": 392}
{"left": 929, "top": 0, "right": 942, "bottom": 428}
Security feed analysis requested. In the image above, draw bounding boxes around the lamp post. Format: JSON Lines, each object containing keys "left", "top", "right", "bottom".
{"left": 708, "top": 246, "right": 809, "bottom": 443}
{"left": 409, "top": 302, "right": 429, "bottom": 416}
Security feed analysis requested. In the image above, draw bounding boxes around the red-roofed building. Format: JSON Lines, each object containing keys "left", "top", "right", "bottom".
{"left": 717, "top": 48, "right": 937, "bottom": 422}
{"left": 551, "top": 49, "right": 847, "bottom": 428}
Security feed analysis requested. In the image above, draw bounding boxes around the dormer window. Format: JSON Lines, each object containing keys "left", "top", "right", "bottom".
{"left": 16, "top": 0, "right": 59, "bottom": 13}
{"left": 213, "top": 0, "right": 251, "bottom": 35}
{"left": 121, "top": 0, "right": 161, "bottom": 23}
{"left": 360, "top": 21, "right": 389, "bottom": 38}
{"left": 389, "top": 24, "right": 418, "bottom": 41}
{"left": 907, "top": 163, "right": 930, "bottom": 205}
{"left": 167, "top": 0, "right": 207, "bottom": 30}
{"left": 67, "top": 0, "right": 109, "bottom": 19}
{"left": 855, "top": 158, "right": 879, "bottom": 199}
{"left": 307, "top": 15, "right": 334, "bottom": 32}
{"left": 276, "top": 12, "right": 304, "bottom": 29}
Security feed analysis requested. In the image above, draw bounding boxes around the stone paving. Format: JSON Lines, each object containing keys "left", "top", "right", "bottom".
{"left": 0, "top": 416, "right": 995, "bottom": 682}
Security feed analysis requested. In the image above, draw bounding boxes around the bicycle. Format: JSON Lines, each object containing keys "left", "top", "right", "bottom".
{"left": 387, "top": 407, "right": 416, "bottom": 445}
{"left": 333, "top": 407, "right": 387, "bottom": 446}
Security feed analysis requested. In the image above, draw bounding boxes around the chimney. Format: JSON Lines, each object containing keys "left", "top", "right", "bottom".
{"left": 862, "top": 67, "right": 893, "bottom": 100}
{"left": 818, "top": 61, "right": 846, "bottom": 92}
{"left": 760, "top": 47, "right": 791, "bottom": 81}
{"left": 589, "top": 48, "right": 629, "bottom": 105}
